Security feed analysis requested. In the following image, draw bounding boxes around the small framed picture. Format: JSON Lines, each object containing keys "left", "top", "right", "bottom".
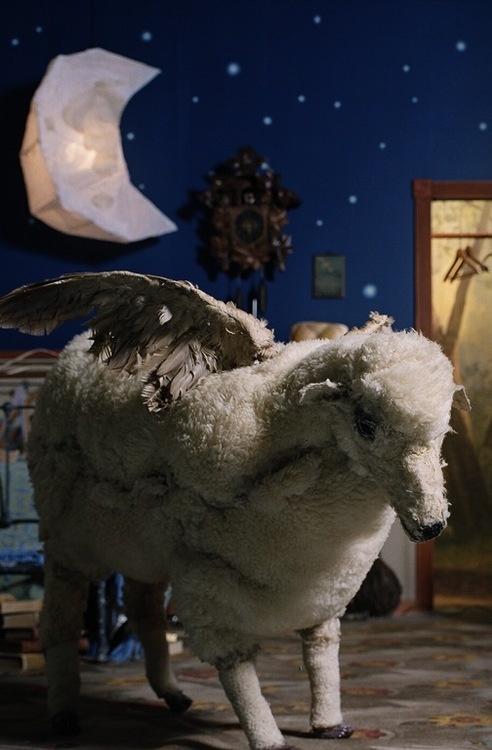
{"left": 312, "top": 254, "right": 346, "bottom": 299}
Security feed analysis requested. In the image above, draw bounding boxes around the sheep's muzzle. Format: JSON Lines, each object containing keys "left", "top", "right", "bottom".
{"left": 413, "top": 520, "right": 446, "bottom": 542}
{"left": 401, "top": 518, "right": 446, "bottom": 543}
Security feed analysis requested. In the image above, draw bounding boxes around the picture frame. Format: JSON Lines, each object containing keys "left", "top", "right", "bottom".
{"left": 312, "top": 254, "right": 346, "bottom": 299}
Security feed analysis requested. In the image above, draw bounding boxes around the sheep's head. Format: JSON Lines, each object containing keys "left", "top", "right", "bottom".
{"left": 294, "top": 324, "right": 470, "bottom": 542}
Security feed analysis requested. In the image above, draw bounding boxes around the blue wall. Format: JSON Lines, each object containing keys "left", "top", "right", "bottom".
{"left": 1, "top": 0, "right": 491, "bottom": 350}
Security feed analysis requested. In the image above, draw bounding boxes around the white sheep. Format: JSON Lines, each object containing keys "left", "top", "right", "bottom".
{"left": 0, "top": 272, "right": 469, "bottom": 750}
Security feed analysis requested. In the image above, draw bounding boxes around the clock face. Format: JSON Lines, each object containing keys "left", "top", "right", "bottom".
{"left": 234, "top": 208, "right": 265, "bottom": 243}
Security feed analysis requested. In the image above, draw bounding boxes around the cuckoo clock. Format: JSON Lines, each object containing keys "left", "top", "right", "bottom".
{"left": 199, "top": 147, "right": 300, "bottom": 276}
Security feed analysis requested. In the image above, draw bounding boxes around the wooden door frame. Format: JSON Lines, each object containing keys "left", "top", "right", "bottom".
{"left": 413, "top": 178, "right": 492, "bottom": 609}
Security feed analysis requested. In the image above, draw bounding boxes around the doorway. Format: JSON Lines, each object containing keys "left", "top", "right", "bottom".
{"left": 413, "top": 180, "right": 492, "bottom": 611}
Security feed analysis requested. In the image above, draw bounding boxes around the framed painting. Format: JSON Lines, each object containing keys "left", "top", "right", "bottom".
{"left": 312, "top": 254, "right": 345, "bottom": 299}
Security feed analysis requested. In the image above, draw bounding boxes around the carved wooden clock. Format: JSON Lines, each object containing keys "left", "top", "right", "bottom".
{"left": 198, "top": 146, "right": 300, "bottom": 275}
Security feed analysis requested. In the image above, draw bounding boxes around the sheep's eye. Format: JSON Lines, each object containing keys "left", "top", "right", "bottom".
{"left": 355, "top": 413, "right": 377, "bottom": 441}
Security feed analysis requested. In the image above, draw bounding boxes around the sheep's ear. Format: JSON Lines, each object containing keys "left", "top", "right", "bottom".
{"left": 298, "top": 379, "right": 341, "bottom": 405}
{"left": 453, "top": 385, "right": 471, "bottom": 411}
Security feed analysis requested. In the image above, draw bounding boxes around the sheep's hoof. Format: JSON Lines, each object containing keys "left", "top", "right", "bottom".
{"left": 51, "top": 710, "right": 81, "bottom": 736}
{"left": 311, "top": 723, "right": 354, "bottom": 739}
{"left": 162, "top": 690, "right": 193, "bottom": 712}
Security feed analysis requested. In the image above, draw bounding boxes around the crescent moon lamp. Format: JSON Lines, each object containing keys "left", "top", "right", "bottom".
{"left": 19, "top": 47, "right": 177, "bottom": 243}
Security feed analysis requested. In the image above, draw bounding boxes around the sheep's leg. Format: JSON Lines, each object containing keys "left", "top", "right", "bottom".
{"left": 218, "top": 656, "right": 298, "bottom": 750}
{"left": 299, "top": 618, "right": 353, "bottom": 739}
{"left": 40, "top": 554, "right": 90, "bottom": 735}
{"left": 124, "top": 578, "right": 192, "bottom": 712}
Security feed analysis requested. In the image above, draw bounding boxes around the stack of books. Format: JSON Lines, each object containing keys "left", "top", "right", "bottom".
{"left": 0, "top": 595, "right": 91, "bottom": 674}
{"left": 0, "top": 596, "right": 45, "bottom": 674}
{"left": 0, "top": 595, "right": 183, "bottom": 672}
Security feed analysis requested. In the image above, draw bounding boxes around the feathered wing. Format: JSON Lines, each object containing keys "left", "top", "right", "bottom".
{"left": 0, "top": 271, "right": 278, "bottom": 410}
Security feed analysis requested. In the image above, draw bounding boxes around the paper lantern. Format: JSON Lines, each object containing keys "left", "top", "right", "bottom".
{"left": 19, "top": 48, "right": 177, "bottom": 243}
